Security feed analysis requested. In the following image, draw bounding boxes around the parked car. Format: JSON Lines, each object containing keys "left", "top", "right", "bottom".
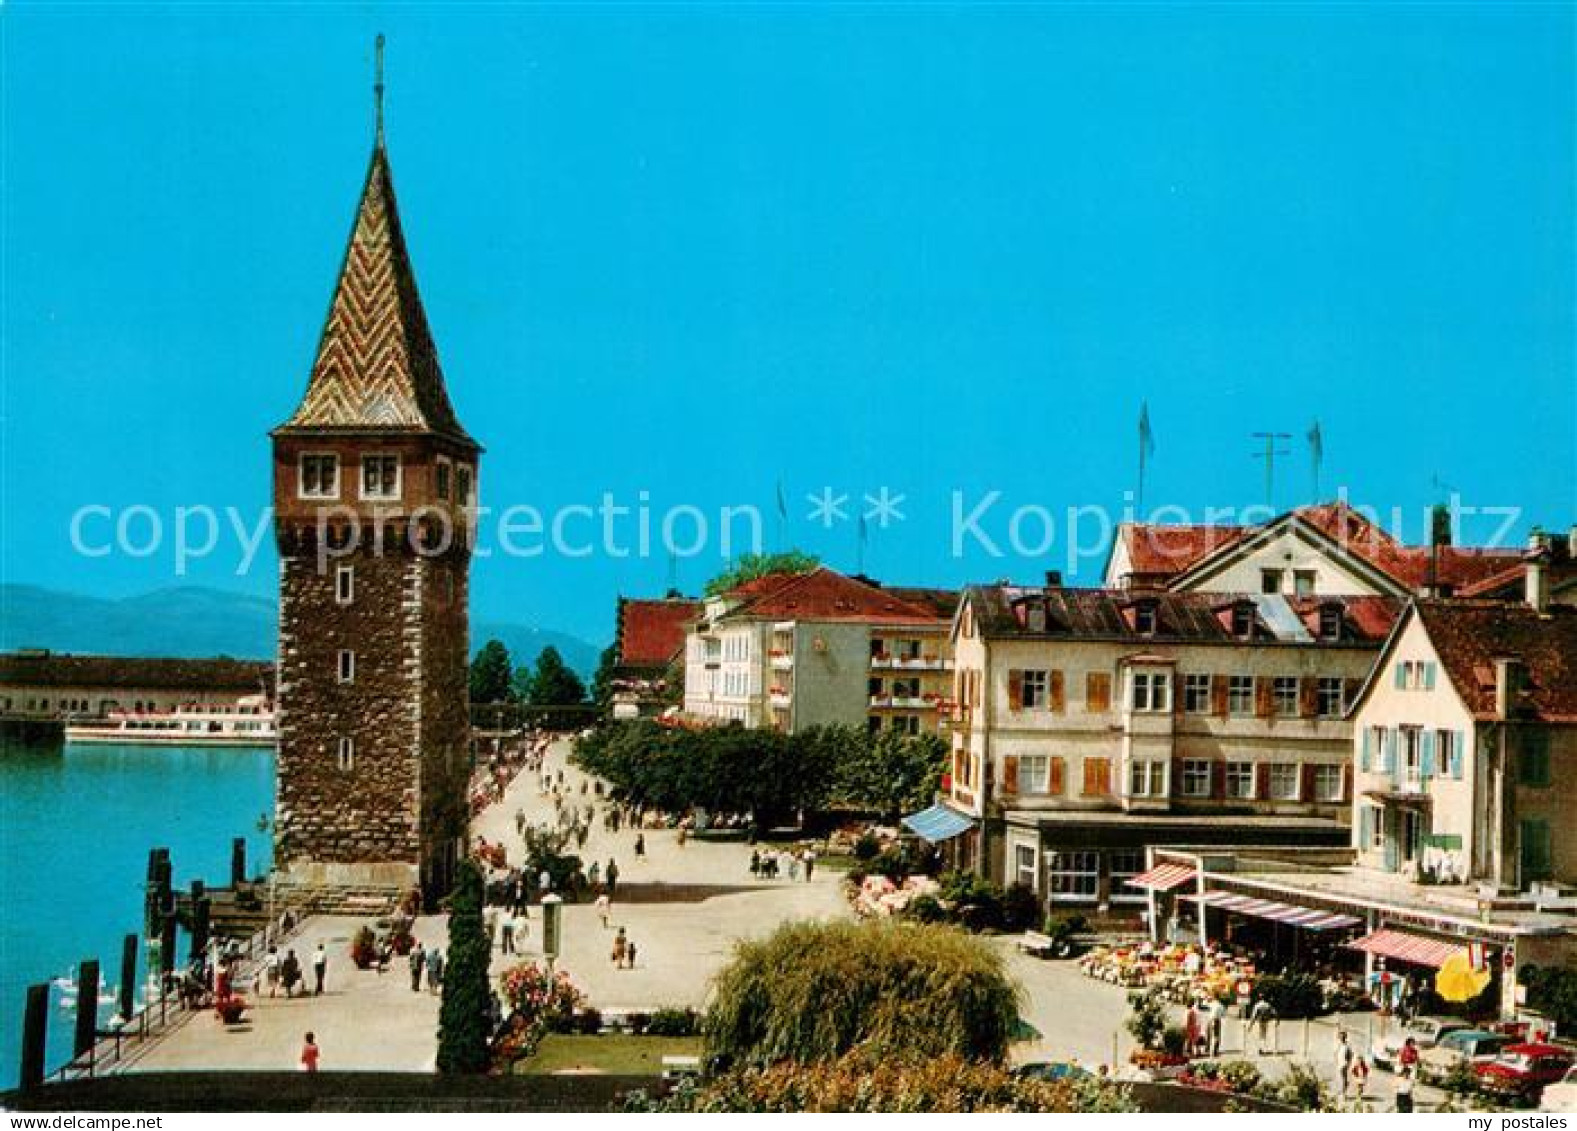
{"left": 1418, "top": 1029, "right": 1515, "bottom": 1082}
{"left": 1541, "top": 1064, "right": 1577, "bottom": 1113}
{"left": 1014, "top": 1061, "right": 1090, "bottom": 1082}
{"left": 1474, "top": 1043, "right": 1575, "bottom": 1105}
{"left": 1374, "top": 1016, "right": 1473, "bottom": 1072}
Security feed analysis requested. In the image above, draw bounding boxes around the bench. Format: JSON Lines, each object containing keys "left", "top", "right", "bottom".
{"left": 661, "top": 1055, "right": 702, "bottom": 1080}
{"left": 1017, "top": 930, "right": 1055, "bottom": 958}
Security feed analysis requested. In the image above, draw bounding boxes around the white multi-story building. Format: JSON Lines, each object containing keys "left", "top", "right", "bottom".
{"left": 683, "top": 568, "right": 955, "bottom": 735}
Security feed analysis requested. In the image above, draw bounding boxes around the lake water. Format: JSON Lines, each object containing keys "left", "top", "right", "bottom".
{"left": 0, "top": 738, "right": 275, "bottom": 1088}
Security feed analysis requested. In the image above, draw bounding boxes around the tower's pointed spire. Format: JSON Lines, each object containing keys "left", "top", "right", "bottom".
{"left": 279, "top": 40, "right": 476, "bottom": 449}
{"left": 374, "top": 33, "right": 386, "bottom": 147}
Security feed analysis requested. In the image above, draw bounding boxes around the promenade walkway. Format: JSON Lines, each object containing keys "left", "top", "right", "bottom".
{"left": 126, "top": 737, "right": 846, "bottom": 1074}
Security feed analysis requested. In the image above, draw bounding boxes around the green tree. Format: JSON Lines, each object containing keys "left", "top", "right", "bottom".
{"left": 817, "top": 725, "right": 947, "bottom": 819}
{"left": 436, "top": 859, "right": 492, "bottom": 1074}
{"left": 523, "top": 646, "right": 587, "bottom": 707}
{"left": 704, "top": 550, "right": 819, "bottom": 596}
{"left": 704, "top": 919, "right": 1021, "bottom": 1069}
{"left": 469, "top": 639, "right": 515, "bottom": 704}
{"left": 590, "top": 642, "right": 619, "bottom": 711}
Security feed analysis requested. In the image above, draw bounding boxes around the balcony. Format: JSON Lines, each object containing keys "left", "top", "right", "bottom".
{"left": 769, "top": 687, "right": 792, "bottom": 709}
{"left": 769, "top": 651, "right": 794, "bottom": 671}
{"left": 868, "top": 694, "right": 941, "bottom": 711}
{"left": 870, "top": 653, "right": 951, "bottom": 671}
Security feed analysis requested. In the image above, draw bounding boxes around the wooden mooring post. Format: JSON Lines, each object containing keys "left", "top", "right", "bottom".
{"left": 118, "top": 933, "right": 138, "bottom": 1021}
{"left": 18, "top": 982, "right": 48, "bottom": 1090}
{"left": 73, "top": 958, "right": 100, "bottom": 1060}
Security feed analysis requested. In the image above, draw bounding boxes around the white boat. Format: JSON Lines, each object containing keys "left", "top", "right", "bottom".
{"left": 65, "top": 695, "right": 276, "bottom": 747}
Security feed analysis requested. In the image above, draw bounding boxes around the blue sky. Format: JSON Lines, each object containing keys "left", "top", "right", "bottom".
{"left": 2, "top": 3, "right": 1572, "bottom": 645}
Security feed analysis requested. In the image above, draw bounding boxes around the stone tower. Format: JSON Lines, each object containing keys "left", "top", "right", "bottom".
{"left": 271, "top": 83, "right": 480, "bottom": 902}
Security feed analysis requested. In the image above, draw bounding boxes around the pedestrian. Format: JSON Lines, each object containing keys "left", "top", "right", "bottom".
{"left": 588, "top": 861, "right": 601, "bottom": 887}
{"left": 749, "top": 850, "right": 761, "bottom": 878}
{"left": 606, "top": 859, "right": 619, "bottom": 895}
{"left": 515, "top": 808, "right": 526, "bottom": 836}
{"left": 626, "top": 939, "right": 638, "bottom": 969}
{"left": 300, "top": 1031, "right": 320, "bottom": 1073}
{"left": 1352, "top": 1056, "right": 1370, "bottom": 1101}
{"left": 500, "top": 912, "right": 516, "bottom": 955}
{"left": 311, "top": 943, "right": 328, "bottom": 996}
{"left": 1205, "top": 997, "right": 1224, "bottom": 1056}
{"left": 803, "top": 849, "right": 815, "bottom": 882}
{"left": 595, "top": 892, "right": 611, "bottom": 929}
{"left": 634, "top": 833, "right": 646, "bottom": 860}
{"left": 408, "top": 942, "right": 426, "bottom": 993}
{"left": 1394, "top": 1065, "right": 1415, "bottom": 1113}
{"left": 1185, "top": 1003, "right": 1202, "bottom": 1059}
{"left": 427, "top": 947, "right": 445, "bottom": 994}
{"left": 611, "top": 928, "right": 627, "bottom": 967}
{"left": 1249, "top": 997, "right": 1275, "bottom": 1054}
{"left": 282, "top": 950, "right": 302, "bottom": 998}
{"left": 788, "top": 854, "right": 801, "bottom": 882}
{"left": 1335, "top": 1030, "right": 1355, "bottom": 1097}
{"left": 264, "top": 946, "right": 281, "bottom": 998}
{"left": 1398, "top": 1037, "right": 1419, "bottom": 1076}
{"left": 677, "top": 825, "right": 688, "bottom": 849}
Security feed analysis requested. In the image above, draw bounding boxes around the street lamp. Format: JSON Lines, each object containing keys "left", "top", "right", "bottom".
{"left": 541, "top": 893, "right": 563, "bottom": 974}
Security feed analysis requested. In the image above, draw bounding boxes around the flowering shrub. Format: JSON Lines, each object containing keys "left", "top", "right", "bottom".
{"left": 491, "top": 962, "right": 587, "bottom": 1070}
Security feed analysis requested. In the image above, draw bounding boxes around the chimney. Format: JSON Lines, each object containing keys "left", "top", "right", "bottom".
{"left": 1494, "top": 657, "right": 1524, "bottom": 721}
{"left": 1044, "top": 570, "right": 1063, "bottom": 588}
{"left": 1525, "top": 530, "right": 1551, "bottom": 614}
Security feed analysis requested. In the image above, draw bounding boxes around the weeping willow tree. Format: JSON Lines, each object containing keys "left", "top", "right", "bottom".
{"left": 704, "top": 920, "right": 1022, "bottom": 1069}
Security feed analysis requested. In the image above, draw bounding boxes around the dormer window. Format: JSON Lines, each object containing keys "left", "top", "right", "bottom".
{"left": 1134, "top": 601, "right": 1159, "bottom": 635}
{"left": 299, "top": 453, "right": 340, "bottom": 499}
{"left": 361, "top": 454, "right": 401, "bottom": 500}
{"left": 1318, "top": 603, "right": 1343, "bottom": 641}
{"left": 1024, "top": 602, "right": 1048, "bottom": 633}
{"left": 1230, "top": 602, "right": 1256, "bottom": 639}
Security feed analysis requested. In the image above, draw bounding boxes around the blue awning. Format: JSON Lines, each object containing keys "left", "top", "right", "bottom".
{"left": 902, "top": 803, "right": 976, "bottom": 844}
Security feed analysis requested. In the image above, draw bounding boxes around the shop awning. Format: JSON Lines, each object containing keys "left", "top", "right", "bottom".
{"left": 1197, "top": 890, "right": 1362, "bottom": 931}
{"left": 901, "top": 803, "right": 976, "bottom": 844}
{"left": 1127, "top": 863, "right": 1197, "bottom": 892}
{"left": 1346, "top": 928, "right": 1467, "bottom": 969}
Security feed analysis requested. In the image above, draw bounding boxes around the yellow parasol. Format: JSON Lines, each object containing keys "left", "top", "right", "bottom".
{"left": 1435, "top": 951, "right": 1491, "bottom": 1002}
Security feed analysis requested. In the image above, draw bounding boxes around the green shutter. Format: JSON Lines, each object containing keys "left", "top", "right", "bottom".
{"left": 1424, "top": 662, "right": 1437, "bottom": 690}
{"left": 1360, "top": 727, "right": 1372, "bottom": 772}
{"left": 1520, "top": 819, "right": 1553, "bottom": 882}
{"left": 1394, "top": 663, "right": 1406, "bottom": 689}
{"left": 1519, "top": 731, "right": 1552, "bottom": 788}
{"left": 1359, "top": 805, "right": 1373, "bottom": 848}
{"left": 1453, "top": 730, "right": 1467, "bottom": 780}
{"left": 1421, "top": 730, "right": 1436, "bottom": 779}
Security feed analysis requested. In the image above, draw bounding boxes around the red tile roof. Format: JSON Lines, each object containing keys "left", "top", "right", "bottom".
{"left": 616, "top": 598, "right": 701, "bottom": 669}
{"left": 1118, "top": 502, "right": 1522, "bottom": 593}
{"left": 1416, "top": 601, "right": 1577, "bottom": 723}
{"left": 728, "top": 568, "right": 946, "bottom": 625}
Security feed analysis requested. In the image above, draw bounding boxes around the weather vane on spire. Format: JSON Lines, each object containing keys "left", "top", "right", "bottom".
{"left": 374, "top": 34, "right": 386, "bottom": 143}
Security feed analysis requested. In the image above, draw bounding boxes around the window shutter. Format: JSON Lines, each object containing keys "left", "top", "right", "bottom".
{"left": 1388, "top": 727, "right": 1401, "bottom": 775}
{"left": 1299, "top": 677, "right": 1317, "bottom": 718}
{"left": 1049, "top": 670, "right": 1066, "bottom": 714}
{"left": 1301, "top": 763, "right": 1317, "bottom": 801}
{"left": 1212, "top": 760, "right": 1226, "bottom": 799}
{"left": 1424, "top": 662, "right": 1437, "bottom": 690}
{"left": 1341, "top": 763, "right": 1352, "bottom": 802}
{"left": 1343, "top": 678, "right": 1360, "bottom": 714}
{"left": 1255, "top": 678, "right": 1273, "bottom": 719}
{"left": 1212, "top": 674, "right": 1228, "bottom": 719}
{"left": 1394, "top": 663, "right": 1406, "bottom": 689}
{"left": 1049, "top": 756, "right": 1065, "bottom": 796}
{"left": 1360, "top": 726, "right": 1372, "bottom": 772}
{"left": 1087, "top": 672, "right": 1111, "bottom": 713}
{"left": 1002, "top": 755, "right": 1020, "bottom": 795}
{"left": 1359, "top": 805, "right": 1373, "bottom": 847}
{"left": 1083, "top": 757, "right": 1110, "bottom": 798}
{"left": 1454, "top": 730, "right": 1467, "bottom": 780}
{"left": 1421, "top": 730, "right": 1436, "bottom": 779}
{"left": 1254, "top": 763, "right": 1269, "bottom": 800}
{"left": 1173, "top": 675, "right": 1186, "bottom": 715}
{"left": 1007, "top": 669, "right": 1023, "bottom": 712}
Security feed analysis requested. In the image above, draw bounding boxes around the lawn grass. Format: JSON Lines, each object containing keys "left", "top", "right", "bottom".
{"left": 517, "top": 1033, "right": 702, "bottom": 1076}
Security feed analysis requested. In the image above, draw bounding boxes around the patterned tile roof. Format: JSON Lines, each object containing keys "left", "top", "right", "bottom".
{"left": 722, "top": 568, "right": 946, "bottom": 625}
{"left": 279, "top": 144, "right": 476, "bottom": 447}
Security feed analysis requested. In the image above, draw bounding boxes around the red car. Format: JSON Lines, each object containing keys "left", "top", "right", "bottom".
{"left": 1474, "top": 1043, "right": 1575, "bottom": 1104}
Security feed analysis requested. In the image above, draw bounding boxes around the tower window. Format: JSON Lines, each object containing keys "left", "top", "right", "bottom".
{"left": 337, "top": 737, "right": 354, "bottom": 771}
{"left": 435, "top": 460, "right": 452, "bottom": 500}
{"left": 456, "top": 465, "right": 473, "bottom": 504}
{"left": 337, "top": 650, "right": 355, "bottom": 683}
{"left": 335, "top": 565, "right": 354, "bottom": 605}
{"left": 361, "top": 454, "right": 401, "bottom": 500}
{"left": 299, "top": 454, "right": 339, "bottom": 499}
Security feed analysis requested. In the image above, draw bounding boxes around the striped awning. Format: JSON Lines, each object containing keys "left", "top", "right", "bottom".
{"left": 1346, "top": 928, "right": 1467, "bottom": 969}
{"left": 1197, "top": 890, "right": 1362, "bottom": 931}
{"left": 1126, "top": 863, "right": 1197, "bottom": 892}
{"left": 901, "top": 803, "right": 976, "bottom": 844}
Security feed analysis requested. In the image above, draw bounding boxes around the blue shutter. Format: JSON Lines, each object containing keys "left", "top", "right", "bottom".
{"left": 1454, "top": 730, "right": 1467, "bottom": 780}
{"left": 1424, "top": 662, "right": 1437, "bottom": 690}
{"left": 1360, "top": 727, "right": 1372, "bottom": 772}
{"left": 1421, "top": 730, "right": 1436, "bottom": 779}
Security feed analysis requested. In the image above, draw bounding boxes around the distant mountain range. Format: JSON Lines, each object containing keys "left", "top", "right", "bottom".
{"left": 0, "top": 584, "right": 602, "bottom": 677}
